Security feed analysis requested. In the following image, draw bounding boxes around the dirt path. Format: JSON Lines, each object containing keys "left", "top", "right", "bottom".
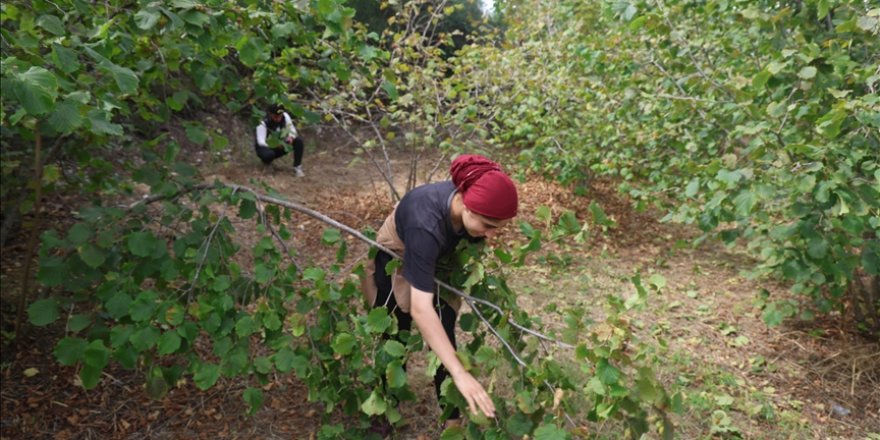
{"left": 1, "top": 131, "right": 877, "bottom": 439}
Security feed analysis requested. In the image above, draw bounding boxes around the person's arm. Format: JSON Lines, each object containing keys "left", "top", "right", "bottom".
{"left": 255, "top": 122, "right": 269, "bottom": 147}
{"left": 283, "top": 112, "right": 298, "bottom": 141}
{"left": 409, "top": 287, "right": 496, "bottom": 418}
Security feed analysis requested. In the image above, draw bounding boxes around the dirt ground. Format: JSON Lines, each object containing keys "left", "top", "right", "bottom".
{"left": 1, "top": 121, "right": 878, "bottom": 439}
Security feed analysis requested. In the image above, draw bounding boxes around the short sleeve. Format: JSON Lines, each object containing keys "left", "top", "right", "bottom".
{"left": 401, "top": 228, "right": 442, "bottom": 293}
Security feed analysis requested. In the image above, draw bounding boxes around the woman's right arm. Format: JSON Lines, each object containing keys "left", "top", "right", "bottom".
{"left": 409, "top": 287, "right": 496, "bottom": 419}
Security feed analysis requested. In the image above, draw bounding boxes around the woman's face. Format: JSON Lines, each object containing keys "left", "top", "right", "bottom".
{"left": 462, "top": 208, "right": 511, "bottom": 239}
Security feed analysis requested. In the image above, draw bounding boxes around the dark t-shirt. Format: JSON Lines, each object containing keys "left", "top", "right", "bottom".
{"left": 395, "top": 181, "right": 478, "bottom": 293}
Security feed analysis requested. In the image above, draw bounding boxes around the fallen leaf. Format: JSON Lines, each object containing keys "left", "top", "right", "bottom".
{"left": 23, "top": 367, "right": 39, "bottom": 377}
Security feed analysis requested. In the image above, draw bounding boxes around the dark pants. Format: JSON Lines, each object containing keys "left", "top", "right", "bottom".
{"left": 255, "top": 137, "right": 304, "bottom": 166}
{"left": 373, "top": 251, "right": 461, "bottom": 420}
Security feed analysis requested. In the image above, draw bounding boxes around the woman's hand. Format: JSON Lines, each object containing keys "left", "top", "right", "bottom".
{"left": 409, "top": 288, "right": 496, "bottom": 419}
{"left": 451, "top": 369, "right": 496, "bottom": 418}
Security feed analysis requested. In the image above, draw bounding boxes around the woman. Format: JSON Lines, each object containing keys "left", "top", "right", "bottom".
{"left": 362, "top": 154, "right": 518, "bottom": 430}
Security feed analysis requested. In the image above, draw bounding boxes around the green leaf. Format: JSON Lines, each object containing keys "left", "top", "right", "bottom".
{"left": 558, "top": 211, "right": 580, "bottom": 233}
{"left": 817, "top": 0, "right": 831, "bottom": 19}
{"left": 157, "top": 331, "right": 181, "bottom": 355}
{"left": 589, "top": 201, "right": 615, "bottom": 227}
{"left": 165, "top": 305, "right": 184, "bottom": 326}
{"left": 386, "top": 360, "right": 407, "bottom": 388}
{"left": 360, "top": 390, "right": 387, "bottom": 416}
{"left": 78, "top": 244, "right": 105, "bottom": 268}
{"left": 648, "top": 274, "right": 666, "bottom": 290}
{"left": 37, "top": 15, "right": 65, "bottom": 36}
{"left": 761, "top": 303, "right": 784, "bottom": 327}
{"left": 128, "top": 231, "right": 158, "bottom": 257}
{"left": 440, "top": 426, "right": 465, "bottom": 440}
{"left": 516, "top": 390, "right": 538, "bottom": 414}
{"left": 459, "top": 313, "right": 477, "bottom": 332}
{"left": 597, "top": 358, "right": 621, "bottom": 385}
{"left": 331, "top": 333, "right": 356, "bottom": 355}
{"left": 685, "top": 179, "right": 700, "bottom": 197}
{"left": 105, "top": 294, "right": 132, "bottom": 319}
{"left": 534, "top": 423, "right": 570, "bottom": 440}
{"left": 816, "top": 109, "right": 845, "bottom": 139}
{"left": 129, "top": 291, "right": 159, "bottom": 322}
{"left": 381, "top": 80, "right": 398, "bottom": 100}
{"left": 254, "top": 356, "right": 273, "bottom": 374}
{"left": 80, "top": 364, "right": 103, "bottom": 389}
{"left": 193, "top": 362, "right": 221, "bottom": 390}
{"left": 505, "top": 412, "right": 534, "bottom": 436}
{"left": 135, "top": 9, "right": 161, "bottom": 30}
{"left": 66, "top": 91, "right": 91, "bottom": 104}
{"left": 367, "top": 308, "right": 392, "bottom": 333}
{"left": 146, "top": 374, "right": 169, "bottom": 399}
{"left": 166, "top": 90, "right": 188, "bottom": 111}
{"left": 52, "top": 44, "right": 81, "bottom": 74}
{"left": 254, "top": 263, "right": 274, "bottom": 284}
{"left": 797, "top": 66, "right": 817, "bottom": 80}
{"left": 271, "top": 21, "right": 298, "bottom": 39}
{"left": 273, "top": 347, "right": 307, "bottom": 374}
{"left": 243, "top": 387, "right": 264, "bottom": 415}
{"left": 536, "top": 205, "right": 552, "bottom": 224}
{"left": 239, "top": 199, "right": 257, "bottom": 219}
{"left": 302, "top": 267, "right": 325, "bottom": 282}
{"left": 110, "top": 325, "right": 134, "bottom": 348}
{"left": 130, "top": 325, "right": 161, "bottom": 351}
{"left": 235, "top": 315, "right": 259, "bottom": 337}
{"left": 87, "top": 109, "right": 123, "bottom": 136}
{"left": 84, "top": 340, "right": 109, "bottom": 368}
{"left": 96, "top": 62, "right": 138, "bottom": 95}
{"left": 807, "top": 237, "right": 828, "bottom": 259}
{"left": 383, "top": 340, "right": 406, "bottom": 357}
{"left": 733, "top": 191, "right": 756, "bottom": 217}
{"left": 210, "top": 133, "right": 229, "bottom": 151}
{"left": 715, "top": 393, "right": 734, "bottom": 407}
{"left": 184, "top": 123, "right": 209, "bottom": 145}
{"left": 752, "top": 70, "right": 771, "bottom": 89}
{"left": 181, "top": 10, "right": 211, "bottom": 26}
{"left": 48, "top": 100, "right": 84, "bottom": 134}
{"left": 28, "top": 298, "right": 59, "bottom": 326}
{"left": 48, "top": 169, "right": 81, "bottom": 195}
{"left": 54, "top": 337, "right": 88, "bottom": 365}
{"left": 14, "top": 67, "right": 59, "bottom": 116}
{"left": 67, "top": 314, "right": 92, "bottom": 333}
{"left": 321, "top": 228, "right": 341, "bottom": 245}
{"left": 237, "top": 35, "right": 266, "bottom": 67}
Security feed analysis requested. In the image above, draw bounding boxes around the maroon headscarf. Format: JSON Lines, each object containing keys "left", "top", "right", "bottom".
{"left": 450, "top": 154, "right": 518, "bottom": 219}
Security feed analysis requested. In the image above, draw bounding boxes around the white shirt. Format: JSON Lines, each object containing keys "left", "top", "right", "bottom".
{"left": 255, "top": 112, "right": 298, "bottom": 147}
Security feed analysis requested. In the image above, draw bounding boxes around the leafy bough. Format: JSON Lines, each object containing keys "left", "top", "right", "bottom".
{"left": 178, "top": 182, "right": 671, "bottom": 437}
{"left": 33, "top": 180, "right": 674, "bottom": 439}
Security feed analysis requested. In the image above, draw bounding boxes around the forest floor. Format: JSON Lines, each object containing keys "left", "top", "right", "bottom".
{"left": 1, "top": 118, "right": 878, "bottom": 440}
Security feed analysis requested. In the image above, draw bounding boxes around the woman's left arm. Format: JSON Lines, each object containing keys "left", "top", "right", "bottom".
{"left": 409, "top": 287, "right": 496, "bottom": 418}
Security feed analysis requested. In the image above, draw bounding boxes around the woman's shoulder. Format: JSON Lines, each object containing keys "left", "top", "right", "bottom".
{"left": 397, "top": 181, "right": 455, "bottom": 228}
{"left": 408, "top": 180, "right": 455, "bottom": 198}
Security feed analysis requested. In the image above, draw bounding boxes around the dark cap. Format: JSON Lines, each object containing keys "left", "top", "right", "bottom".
{"left": 267, "top": 104, "right": 284, "bottom": 115}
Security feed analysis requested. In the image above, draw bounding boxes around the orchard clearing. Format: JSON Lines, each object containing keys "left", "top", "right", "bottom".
{"left": 1, "top": 123, "right": 877, "bottom": 439}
